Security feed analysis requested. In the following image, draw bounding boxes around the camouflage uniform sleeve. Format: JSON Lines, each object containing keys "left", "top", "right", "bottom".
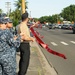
{"left": 6, "top": 30, "right": 21, "bottom": 48}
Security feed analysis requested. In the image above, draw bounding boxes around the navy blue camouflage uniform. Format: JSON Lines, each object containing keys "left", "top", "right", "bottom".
{"left": 9, "top": 27, "right": 16, "bottom": 35}
{"left": 0, "top": 29, "right": 21, "bottom": 75}
{"left": 9, "top": 27, "right": 19, "bottom": 73}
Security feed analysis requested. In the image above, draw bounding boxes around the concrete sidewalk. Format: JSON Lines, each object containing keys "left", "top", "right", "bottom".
{"left": 16, "top": 41, "right": 57, "bottom": 75}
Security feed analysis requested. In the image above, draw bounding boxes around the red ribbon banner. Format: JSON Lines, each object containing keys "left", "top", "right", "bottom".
{"left": 30, "top": 27, "right": 67, "bottom": 59}
{"left": 35, "top": 31, "right": 44, "bottom": 38}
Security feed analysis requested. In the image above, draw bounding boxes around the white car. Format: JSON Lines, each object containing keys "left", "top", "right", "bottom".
{"left": 58, "top": 25, "right": 62, "bottom": 29}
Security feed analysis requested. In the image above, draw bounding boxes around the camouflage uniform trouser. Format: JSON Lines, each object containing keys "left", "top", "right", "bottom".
{"left": 0, "top": 54, "right": 16, "bottom": 75}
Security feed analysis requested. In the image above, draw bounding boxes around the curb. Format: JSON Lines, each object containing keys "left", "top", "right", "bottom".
{"left": 34, "top": 41, "right": 58, "bottom": 75}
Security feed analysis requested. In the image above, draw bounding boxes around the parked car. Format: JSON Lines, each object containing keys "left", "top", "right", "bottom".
{"left": 57, "top": 24, "right": 63, "bottom": 29}
{"left": 72, "top": 24, "right": 75, "bottom": 34}
{"left": 61, "top": 24, "right": 69, "bottom": 29}
{"left": 48, "top": 24, "right": 56, "bottom": 29}
{"left": 42, "top": 24, "right": 45, "bottom": 27}
{"left": 58, "top": 25, "right": 62, "bottom": 29}
{"left": 68, "top": 24, "right": 73, "bottom": 30}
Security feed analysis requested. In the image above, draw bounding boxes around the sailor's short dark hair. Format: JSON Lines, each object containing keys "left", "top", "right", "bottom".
{"left": 21, "top": 12, "right": 29, "bottom": 21}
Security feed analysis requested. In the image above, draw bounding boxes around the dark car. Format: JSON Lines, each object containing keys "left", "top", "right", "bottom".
{"left": 72, "top": 24, "right": 75, "bottom": 34}
{"left": 68, "top": 24, "right": 73, "bottom": 30}
{"left": 61, "top": 24, "right": 69, "bottom": 29}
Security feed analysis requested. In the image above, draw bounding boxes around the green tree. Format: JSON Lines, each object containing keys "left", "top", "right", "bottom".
{"left": 51, "top": 14, "right": 63, "bottom": 23}
{"left": 14, "top": 0, "right": 28, "bottom": 10}
{"left": 51, "top": 15, "right": 57, "bottom": 23}
{"left": 39, "top": 16, "right": 50, "bottom": 23}
{"left": 0, "top": 9, "right": 3, "bottom": 14}
{"left": 9, "top": 0, "right": 28, "bottom": 26}
{"left": 60, "top": 5, "right": 75, "bottom": 22}
{"left": 9, "top": 9, "right": 21, "bottom": 26}
{"left": 39, "top": 15, "right": 60, "bottom": 24}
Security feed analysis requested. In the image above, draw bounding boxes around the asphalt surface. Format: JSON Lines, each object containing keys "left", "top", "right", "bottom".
{"left": 35, "top": 27, "right": 75, "bottom": 75}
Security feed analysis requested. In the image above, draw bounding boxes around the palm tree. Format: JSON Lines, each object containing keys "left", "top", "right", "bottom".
{"left": 9, "top": 0, "right": 28, "bottom": 26}
{"left": 14, "top": 0, "right": 28, "bottom": 10}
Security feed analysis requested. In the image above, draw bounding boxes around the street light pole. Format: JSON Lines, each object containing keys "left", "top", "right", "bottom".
{"left": 22, "top": 0, "right": 25, "bottom": 14}
{"left": 5, "top": 2, "right": 11, "bottom": 17}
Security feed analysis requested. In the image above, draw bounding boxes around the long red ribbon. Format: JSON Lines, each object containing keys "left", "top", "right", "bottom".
{"left": 30, "top": 27, "right": 67, "bottom": 59}
{"left": 35, "top": 31, "right": 44, "bottom": 38}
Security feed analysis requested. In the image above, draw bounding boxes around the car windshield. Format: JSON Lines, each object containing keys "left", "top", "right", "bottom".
{"left": 49, "top": 24, "right": 52, "bottom": 26}
{"left": 63, "top": 25, "right": 68, "bottom": 26}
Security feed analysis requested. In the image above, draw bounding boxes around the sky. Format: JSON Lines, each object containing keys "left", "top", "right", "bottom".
{"left": 0, "top": 0, "right": 75, "bottom": 18}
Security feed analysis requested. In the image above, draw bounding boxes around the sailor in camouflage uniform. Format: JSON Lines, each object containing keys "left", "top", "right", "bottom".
{"left": 0, "top": 18, "right": 21, "bottom": 75}
{"left": 4, "top": 18, "right": 16, "bottom": 35}
{"left": 4, "top": 18, "right": 18, "bottom": 72}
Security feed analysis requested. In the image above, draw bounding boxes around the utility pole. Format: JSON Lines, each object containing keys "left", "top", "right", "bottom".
{"left": 5, "top": 2, "right": 11, "bottom": 17}
{"left": 22, "top": 0, "right": 25, "bottom": 14}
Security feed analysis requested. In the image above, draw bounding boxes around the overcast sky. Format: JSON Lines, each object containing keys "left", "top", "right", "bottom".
{"left": 0, "top": 0, "right": 75, "bottom": 18}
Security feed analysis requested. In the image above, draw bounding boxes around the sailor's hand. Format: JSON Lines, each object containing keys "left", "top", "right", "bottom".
{"left": 14, "top": 35, "right": 17, "bottom": 40}
{"left": 30, "top": 37, "right": 35, "bottom": 42}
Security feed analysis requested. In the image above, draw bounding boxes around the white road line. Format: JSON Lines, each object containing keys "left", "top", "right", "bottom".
{"left": 70, "top": 41, "right": 75, "bottom": 44}
{"left": 51, "top": 42, "right": 58, "bottom": 46}
{"left": 61, "top": 41, "right": 69, "bottom": 45}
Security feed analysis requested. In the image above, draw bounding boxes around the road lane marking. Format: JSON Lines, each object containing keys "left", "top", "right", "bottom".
{"left": 60, "top": 41, "right": 69, "bottom": 45}
{"left": 51, "top": 42, "right": 58, "bottom": 46}
{"left": 70, "top": 41, "right": 75, "bottom": 44}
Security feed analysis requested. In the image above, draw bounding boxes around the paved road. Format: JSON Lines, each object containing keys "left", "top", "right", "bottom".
{"left": 35, "top": 27, "right": 75, "bottom": 75}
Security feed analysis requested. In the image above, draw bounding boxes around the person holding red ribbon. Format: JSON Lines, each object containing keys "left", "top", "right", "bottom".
{"left": 17, "top": 12, "right": 35, "bottom": 75}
